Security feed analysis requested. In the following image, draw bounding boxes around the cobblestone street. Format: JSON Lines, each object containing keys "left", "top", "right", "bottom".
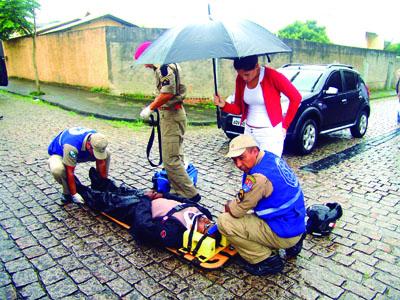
{"left": 0, "top": 93, "right": 399, "bottom": 299}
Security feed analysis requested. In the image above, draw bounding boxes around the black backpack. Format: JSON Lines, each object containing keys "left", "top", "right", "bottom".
{"left": 306, "top": 202, "right": 343, "bottom": 236}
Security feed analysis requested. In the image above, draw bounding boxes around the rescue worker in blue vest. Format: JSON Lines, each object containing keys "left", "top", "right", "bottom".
{"left": 217, "top": 134, "right": 306, "bottom": 276}
{"left": 134, "top": 41, "right": 200, "bottom": 202}
{"left": 47, "top": 127, "right": 110, "bottom": 204}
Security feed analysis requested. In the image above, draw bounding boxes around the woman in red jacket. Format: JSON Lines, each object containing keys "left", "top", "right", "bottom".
{"left": 214, "top": 55, "right": 301, "bottom": 157}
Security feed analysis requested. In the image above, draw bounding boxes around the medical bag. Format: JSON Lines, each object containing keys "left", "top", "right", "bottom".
{"left": 152, "top": 163, "right": 198, "bottom": 193}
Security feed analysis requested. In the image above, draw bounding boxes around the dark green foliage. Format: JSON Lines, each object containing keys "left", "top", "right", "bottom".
{"left": 0, "top": 0, "right": 40, "bottom": 40}
{"left": 278, "top": 20, "right": 330, "bottom": 43}
{"left": 385, "top": 43, "right": 400, "bottom": 55}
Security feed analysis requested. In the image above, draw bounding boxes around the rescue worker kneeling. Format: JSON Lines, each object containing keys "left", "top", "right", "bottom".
{"left": 75, "top": 168, "right": 213, "bottom": 248}
{"left": 218, "top": 135, "right": 306, "bottom": 276}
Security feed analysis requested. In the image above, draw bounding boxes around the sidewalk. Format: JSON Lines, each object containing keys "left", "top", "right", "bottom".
{"left": 0, "top": 78, "right": 217, "bottom": 125}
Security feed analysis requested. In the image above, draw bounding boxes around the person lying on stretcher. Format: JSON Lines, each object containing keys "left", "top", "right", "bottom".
{"left": 74, "top": 168, "right": 215, "bottom": 249}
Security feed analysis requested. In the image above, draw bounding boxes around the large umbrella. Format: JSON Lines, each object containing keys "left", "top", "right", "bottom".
{"left": 135, "top": 17, "right": 291, "bottom": 126}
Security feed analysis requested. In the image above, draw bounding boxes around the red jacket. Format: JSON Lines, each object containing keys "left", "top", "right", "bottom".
{"left": 223, "top": 67, "right": 302, "bottom": 129}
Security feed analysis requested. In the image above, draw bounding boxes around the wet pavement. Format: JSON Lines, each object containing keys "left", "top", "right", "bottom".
{"left": 0, "top": 91, "right": 399, "bottom": 299}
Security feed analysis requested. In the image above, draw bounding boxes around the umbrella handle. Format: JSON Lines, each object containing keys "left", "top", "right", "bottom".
{"left": 212, "top": 58, "right": 222, "bottom": 128}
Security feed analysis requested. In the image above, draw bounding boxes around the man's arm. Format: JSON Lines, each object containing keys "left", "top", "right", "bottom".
{"left": 96, "top": 159, "right": 107, "bottom": 178}
{"left": 66, "top": 165, "right": 77, "bottom": 195}
{"left": 62, "top": 144, "right": 84, "bottom": 203}
{"left": 149, "top": 93, "right": 174, "bottom": 110}
{"left": 226, "top": 173, "right": 273, "bottom": 218}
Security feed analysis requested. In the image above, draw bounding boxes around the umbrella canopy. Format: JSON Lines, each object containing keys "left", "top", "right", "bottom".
{"left": 135, "top": 18, "right": 291, "bottom": 65}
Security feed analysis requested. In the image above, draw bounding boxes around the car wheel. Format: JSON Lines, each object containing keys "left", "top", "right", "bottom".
{"left": 296, "top": 119, "right": 318, "bottom": 155}
{"left": 350, "top": 111, "right": 368, "bottom": 138}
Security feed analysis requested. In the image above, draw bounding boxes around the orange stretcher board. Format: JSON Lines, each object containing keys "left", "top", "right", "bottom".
{"left": 100, "top": 212, "right": 237, "bottom": 269}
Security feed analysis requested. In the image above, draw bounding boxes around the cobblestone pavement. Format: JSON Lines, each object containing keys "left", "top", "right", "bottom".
{"left": 1, "top": 93, "right": 399, "bottom": 299}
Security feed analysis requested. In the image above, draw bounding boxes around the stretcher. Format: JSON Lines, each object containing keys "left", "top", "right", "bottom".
{"left": 101, "top": 212, "right": 237, "bottom": 269}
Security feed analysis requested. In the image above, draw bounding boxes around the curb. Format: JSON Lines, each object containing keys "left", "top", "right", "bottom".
{"left": 3, "top": 89, "right": 217, "bottom": 126}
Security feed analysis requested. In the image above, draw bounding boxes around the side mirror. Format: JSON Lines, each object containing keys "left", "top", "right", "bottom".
{"left": 325, "top": 87, "right": 338, "bottom": 95}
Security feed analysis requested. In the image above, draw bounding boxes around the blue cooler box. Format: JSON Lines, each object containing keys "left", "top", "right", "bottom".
{"left": 152, "top": 163, "right": 198, "bottom": 193}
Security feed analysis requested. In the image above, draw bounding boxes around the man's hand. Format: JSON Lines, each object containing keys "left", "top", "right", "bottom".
{"left": 213, "top": 95, "right": 226, "bottom": 108}
{"left": 71, "top": 193, "right": 85, "bottom": 204}
{"left": 140, "top": 105, "right": 153, "bottom": 119}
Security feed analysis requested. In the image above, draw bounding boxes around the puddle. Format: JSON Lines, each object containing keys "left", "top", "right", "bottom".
{"left": 300, "top": 128, "right": 400, "bottom": 173}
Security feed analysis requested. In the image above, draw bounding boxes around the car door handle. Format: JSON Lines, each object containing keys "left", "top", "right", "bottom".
{"left": 341, "top": 99, "right": 348, "bottom": 104}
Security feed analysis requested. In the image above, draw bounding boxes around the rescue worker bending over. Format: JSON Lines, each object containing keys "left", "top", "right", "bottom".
{"left": 76, "top": 168, "right": 213, "bottom": 248}
{"left": 47, "top": 127, "right": 110, "bottom": 204}
{"left": 218, "top": 135, "right": 306, "bottom": 276}
{"left": 134, "top": 41, "right": 200, "bottom": 202}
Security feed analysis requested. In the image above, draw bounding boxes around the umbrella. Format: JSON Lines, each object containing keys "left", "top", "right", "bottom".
{"left": 135, "top": 17, "right": 292, "bottom": 126}
{"left": 136, "top": 18, "right": 291, "bottom": 64}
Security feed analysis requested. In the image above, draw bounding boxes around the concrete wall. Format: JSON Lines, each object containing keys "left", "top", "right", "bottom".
{"left": 4, "top": 25, "right": 399, "bottom": 98}
{"left": 281, "top": 39, "right": 399, "bottom": 90}
{"left": 108, "top": 28, "right": 399, "bottom": 98}
{"left": 105, "top": 27, "right": 164, "bottom": 94}
{"left": 4, "top": 27, "right": 109, "bottom": 87}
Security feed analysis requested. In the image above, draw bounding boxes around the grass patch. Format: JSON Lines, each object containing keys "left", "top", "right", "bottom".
{"left": 120, "top": 92, "right": 153, "bottom": 101}
{"left": 90, "top": 87, "right": 110, "bottom": 93}
{"left": 0, "top": 90, "right": 54, "bottom": 108}
{"left": 105, "top": 119, "right": 145, "bottom": 130}
{"left": 186, "top": 100, "right": 215, "bottom": 109}
{"left": 369, "top": 89, "right": 396, "bottom": 100}
{"left": 29, "top": 90, "right": 45, "bottom": 96}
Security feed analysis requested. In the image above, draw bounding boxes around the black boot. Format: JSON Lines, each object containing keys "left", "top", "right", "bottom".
{"left": 244, "top": 255, "right": 284, "bottom": 276}
{"left": 285, "top": 232, "right": 306, "bottom": 258}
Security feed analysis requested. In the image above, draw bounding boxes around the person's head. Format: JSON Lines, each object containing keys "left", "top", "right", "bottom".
{"left": 134, "top": 41, "right": 154, "bottom": 69}
{"left": 86, "top": 133, "right": 108, "bottom": 160}
{"left": 196, "top": 215, "right": 214, "bottom": 234}
{"left": 225, "top": 135, "right": 260, "bottom": 173}
{"left": 233, "top": 55, "right": 259, "bottom": 83}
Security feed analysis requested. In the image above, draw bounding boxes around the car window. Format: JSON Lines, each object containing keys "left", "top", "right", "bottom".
{"left": 325, "top": 71, "right": 342, "bottom": 92}
{"left": 343, "top": 71, "right": 357, "bottom": 91}
{"left": 358, "top": 78, "right": 369, "bottom": 99}
{"left": 279, "top": 69, "right": 299, "bottom": 81}
{"left": 280, "top": 69, "right": 323, "bottom": 92}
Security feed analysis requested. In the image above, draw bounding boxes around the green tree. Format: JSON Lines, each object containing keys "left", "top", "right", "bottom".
{"left": 278, "top": 20, "right": 330, "bottom": 43}
{"left": 385, "top": 43, "right": 400, "bottom": 56}
{"left": 0, "top": 0, "right": 43, "bottom": 95}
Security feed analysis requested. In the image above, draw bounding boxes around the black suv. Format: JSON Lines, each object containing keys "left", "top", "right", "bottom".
{"left": 220, "top": 64, "right": 370, "bottom": 154}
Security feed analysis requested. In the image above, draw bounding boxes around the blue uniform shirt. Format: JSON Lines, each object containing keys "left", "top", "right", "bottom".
{"left": 48, "top": 127, "right": 96, "bottom": 166}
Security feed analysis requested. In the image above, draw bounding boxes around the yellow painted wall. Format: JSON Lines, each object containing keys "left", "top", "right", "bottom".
{"left": 4, "top": 27, "right": 109, "bottom": 88}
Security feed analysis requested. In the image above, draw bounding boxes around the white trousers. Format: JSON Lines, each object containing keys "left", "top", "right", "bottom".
{"left": 244, "top": 124, "right": 285, "bottom": 157}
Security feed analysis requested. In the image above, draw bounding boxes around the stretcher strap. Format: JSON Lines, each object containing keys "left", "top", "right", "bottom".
{"left": 186, "top": 214, "right": 202, "bottom": 253}
{"left": 146, "top": 109, "right": 162, "bottom": 167}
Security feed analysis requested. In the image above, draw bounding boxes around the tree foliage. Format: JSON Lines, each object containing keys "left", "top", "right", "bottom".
{"left": 0, "top": 0, "right": 40, "bottom": 40}
{"left": 278, "top": 20, "right": 330, "bottom": 43}
{"left": 385, "top": 43, "right": 400, "bottom": 55}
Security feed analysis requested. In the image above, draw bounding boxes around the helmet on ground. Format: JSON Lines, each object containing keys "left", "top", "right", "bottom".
{"left": 134, "top": 41, "right": 152, "bottom": 60}
{"left": 306, "top": 202, "right": 343, "bottom": 236}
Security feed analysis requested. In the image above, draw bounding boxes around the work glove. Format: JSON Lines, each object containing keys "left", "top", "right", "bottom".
{"left": 140, "top": 105, "right": 153, "bottom": 119}
{"left": 71, "top": 193, "right": 85, "bottom": 204}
